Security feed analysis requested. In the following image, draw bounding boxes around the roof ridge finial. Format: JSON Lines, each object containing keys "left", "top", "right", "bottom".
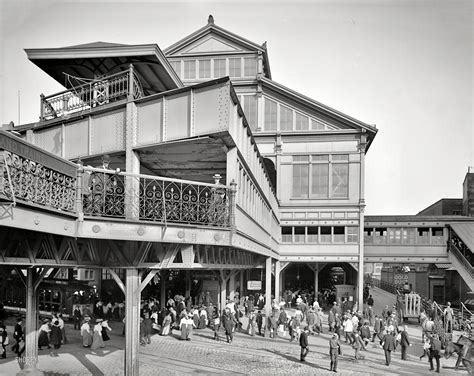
{"left": 262, "top": 41, "right": 267, "bottom": 49}
{"left": 208, "top": 15, "right": 214, "bottom": 25}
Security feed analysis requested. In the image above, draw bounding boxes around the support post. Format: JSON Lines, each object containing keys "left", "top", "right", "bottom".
{"left": 24, "top": 268, "right": 39, "bottom": 373}
{"left": 240, "top": 270, "right": 244, "bottom": 297}
{"left": 265, "top": 257, "right": 272, "bottom": 316}
{"left": 274, "top": 260, "right": 281, "bottom": 304}
{"left": 220, "top": 271, "right": 228, "bottom": 311}
{"left": 125, "top": 269, "right": 141, "bottom": 376}
{"left": 357, "top": 134, "right": 367, "bottom": 310}
{"left": 229, "top": 272, "right": 235, "bottom": 301}
{"left": 185, "top": 271, "right": 191, "bottom": 298}
{"left": 160, "top": 271, "right": 167, "bottom": 307}
{"left": 314, "top": 263, "right": 319, "bottom": 296}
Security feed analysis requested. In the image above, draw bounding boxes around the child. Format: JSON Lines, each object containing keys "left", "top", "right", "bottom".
{"left": 419, "top": 336, "right": 431, "bottom": 360}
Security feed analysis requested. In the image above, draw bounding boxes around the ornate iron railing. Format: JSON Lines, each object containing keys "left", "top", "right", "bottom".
{"left": 40, "top": 67, "right": 143, "bottom": 121}
{"left": 0, "top": 131, "right": 77, "bottom": 213}
{"left": 81, "top": 166, "right": 232, "bottom": 227}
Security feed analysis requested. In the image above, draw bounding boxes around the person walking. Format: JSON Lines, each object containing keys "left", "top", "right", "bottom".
{"left": 443, "top": 302, "right": 454, "bottom": 333}
{"left": 381, "top": 329, "right": 397, "bottom": 366}
{"left": 90, "top": 319, "right": 105, "bottom": 350}
{"left": 299, "top": 326, "right": 310, "bottom": 361}
{"left": 0, "top": 327, "right": 8, "bottom": 359}
{"left": 180, "top": 312, "right": 195, "bottom": 341}
{"left": 428, "top": 334, "right": 442, "bottom": 373}
{"left": 329, "top": 333, "right": 341, "bottom": 372}
{"left": 211, "top": 306, "right": 220, "bottom": 341}
{"left": 101, "top": 319, "right": 112, "bottom": 342}
{"left": 38, "top": 319, "right": 51, "bottom": 351}
{"left": 12, "top": 318, "right": 23, "bottom": 355}
{"left": 419, "top": 336, "right": 431, "bottom": 360}
{"left": 222, "top": 308, "right": 237, "bottom": 344}
{"left": 57, "top": 314, "right": 67, "bottom": 344}
{"left": 81, "top": 316, "right": 92, "bottom": 348}
{"left": 50, "top": 320, "right": 62, "bottom": 356}
{"left": 372, "top": 315, "right": 383, "bottom": 342}
{"left": 73, "top": 305, "right": 82, "bottom": 330}
{"left": 400, "top": 325, "right": 412, "bottom": 360}
{"left": 352, "top": 333, "right": 365, "bottom": 360}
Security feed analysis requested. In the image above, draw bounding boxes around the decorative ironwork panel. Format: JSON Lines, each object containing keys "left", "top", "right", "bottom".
{"left": 2, "top": 151, "right": 76, "bottom": 212}
{"left": 82, "top": 167, "right": 230, "bottom": 227}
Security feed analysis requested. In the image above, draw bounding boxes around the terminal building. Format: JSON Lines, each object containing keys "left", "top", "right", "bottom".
{"left": 1, "top": 16, "right": 472, "bottom": 375}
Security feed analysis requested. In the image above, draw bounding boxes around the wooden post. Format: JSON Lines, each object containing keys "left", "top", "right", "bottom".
{"left": 358, "top": 134, "right": 367, "bottom": 310}
{"left": 24, "top": 269, "right": 38, "bottom": 372}
{"left": 160, "top": 271, "right": 167, "bottom": 308}
{"left": 265, "top": 257, "right": 272, "bottom": 316}
{"left": 314, "top": 263, "right": 319, "bottom": 296}
{"left": 185, "top": 271, "right": 191, "bottom": 298}
{"left": 240, "top": 270, "right": 244, "bottom": 297}
{"left": 274, "top": 260, "right": 280, "bottom": 304}
{"left": 229, "top": 272, "right": 235, "bottom": 301}
{"left": 124, "top": 269, "right": 141, "bottom": 376}
{"left": 220, "top": 271, "right": 227, "bottom": 311}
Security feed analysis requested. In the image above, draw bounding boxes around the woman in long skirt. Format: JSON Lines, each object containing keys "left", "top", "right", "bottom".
{"left": 180, "top": 313, "right": 195, "bottom": 340}
{"left": 38, "top": 319, "right": 51, "bottom": 350}
{"left": 198, "top": 306, "right": 207, "bottom": 329}
{"left": 91, "top": 319, "right": 105, "bottom": 349}
{"left": 81, "top": 317, "right": 92, "bottom": 347}
{"left": 50, "top": 320, "right": 62, "bottom": 350}
{"left": 212, "top": 306, "right": 220, "bottom": 341}
{"left": 161, "top": 311, "right": 171, "bottom": 336}
{"left": 101, "top": 319, "right": 112, "bottom": 341}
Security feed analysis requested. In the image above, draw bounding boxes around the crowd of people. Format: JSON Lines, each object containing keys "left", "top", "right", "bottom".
{"left": 0, "top": 289, "right": 471, "bottom": 374}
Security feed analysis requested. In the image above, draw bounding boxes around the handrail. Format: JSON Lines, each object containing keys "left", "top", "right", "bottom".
{"left": 448, "top": 242, "right": 474, "bottom": 278}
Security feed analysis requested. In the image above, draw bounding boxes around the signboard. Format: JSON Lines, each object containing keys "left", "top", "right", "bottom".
{"left": 247, "top": 280, "right": 262, "bottom": 290}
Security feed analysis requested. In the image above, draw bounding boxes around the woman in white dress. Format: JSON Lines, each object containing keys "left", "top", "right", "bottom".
{"left": 90, "top": 319, "right": 105, "bottom": 349}
{"left": 81, "top": 317, "right": 92, "bottom": 347}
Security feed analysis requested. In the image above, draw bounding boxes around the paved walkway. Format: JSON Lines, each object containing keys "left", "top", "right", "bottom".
{"left": 0, "top": 315, "right": 466, "bottom": 376}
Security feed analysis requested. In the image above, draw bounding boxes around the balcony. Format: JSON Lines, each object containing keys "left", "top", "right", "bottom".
{"left": 40, "top": 67, "right": 143, "bottom": 121}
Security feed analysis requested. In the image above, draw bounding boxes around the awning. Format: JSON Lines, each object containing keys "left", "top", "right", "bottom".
{"left": 435, "top": 264, "right": 452, "bottom": 269}
{"left": 450, "top": 223, "right": 474, "bottom": 252}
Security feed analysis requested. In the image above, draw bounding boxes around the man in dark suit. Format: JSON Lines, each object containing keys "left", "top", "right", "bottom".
{"left": 300, "top": 326, "right": 309, "bottom": 361}
{"left": 400, "top": 325, "right": 411, "bottom": 360}
{"left": 382, "top": 328, "right": 397, "bottom": 366}
{"left": 429, "top": 334, "right": 442, "bottom": 373}
{"left": 12, "top": 317, "right": 24, "bottom": 355}
{"left": 329, "top": 332, "right": 341, "bottom": 372}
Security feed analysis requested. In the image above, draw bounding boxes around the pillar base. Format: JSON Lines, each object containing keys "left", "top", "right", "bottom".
{"left": 17, "top": 366, "right": 44, "bottom": 376}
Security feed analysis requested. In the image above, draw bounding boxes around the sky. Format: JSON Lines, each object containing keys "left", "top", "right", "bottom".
{"left": 0, "top": 0, "right": 472, "bottom": 215}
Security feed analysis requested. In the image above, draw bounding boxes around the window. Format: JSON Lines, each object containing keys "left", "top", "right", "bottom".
{"left": 229, "top": 58, "right": 241, "bottom": 78}
{"left": 295, "top": 113, "right": 309, "bottom": 130}
{"left": 183, "top": 60, "right": 196, "bottom": 79}
{"left": 292, "top": 154, "right": 349, "bottom": 199}
{"left": 388, "top": 228, "right": 401, "bottom": 244}
{"left": 347, "top": 227, "right": 359, "bottom": 243}
{"left": 280, "top": 105, "right": 293, "bottom": 131}
{"left": 214, "top": 59, "right": 226, "bottom": 78}
{"left": 244, "top": 58, "right": 257, "bottom": 76}
{"left": 333, "top": 226, "right": 345, "bottom": 243}
{"left": 311, "top": 119, "right": 326, "bottom": 130}
{"left": 364, "top": 228, "right": 374, "bottom": 243}
{"left": 198, "top": 59, "right": 211, "bottom": 78}
{"left": 320, "top": 226, "right": 331, "bottom": 242}
{"left": 307, "top": 227, "right": 318, "bottom": 242}
{"left": 282, "top": 227, "right": 292, "bottom": 242}
{"left": 243, "top": 96, "right": 257, "bottom": 130}
{"left": 264, "top": 98, "right": 277, "bottom": 131}
{"left": 374, "top": 228, "right": 387, "bottom": 244}
{"left": 417, "top": 228, "right": 430, "bottom": 244}
{"left": 292, "top": 156, "right": 309, "bottom": 197}
{"left": 402, "top": 228, "right": 415, "bottom": 244}
{"left": 294, "top": 227, "right": 305, "bottom": 243}
{"left": 170, "top": 61, "right": 181, "bottom": 78}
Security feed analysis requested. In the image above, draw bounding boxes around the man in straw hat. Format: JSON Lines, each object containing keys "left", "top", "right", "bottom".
{"left": 329, "top": 332, "right": 341, "bottom": 372}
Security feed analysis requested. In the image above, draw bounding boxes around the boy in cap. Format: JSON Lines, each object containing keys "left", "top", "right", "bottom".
{"left": 299, "top": 326, "right": 309, "bottom": 361}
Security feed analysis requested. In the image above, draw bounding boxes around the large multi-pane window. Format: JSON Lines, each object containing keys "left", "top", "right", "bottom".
{"left": 229, "top": 58, "right": 241, "bottom": 77}
{"left": 281, "top": 225, "right": 359, "bottom": 243}
{"left": 198, "top": 59, "right": 211, "bottom": 78}
{"left": 295, "top": 112, "right": 309, "bottom": 130}
{"left": 214, "top": 59, "right": 226, "bottom": 78}
{"left": 264, "top": 98, "right": 277, "bottom": 131}
{"left": 243, "top": 95, "right": 257, "bottom": 130}
{"left": 280, "top": 105, "right": 293, "bottom": 131}
{"left": 244, "top": 58, "right": 257, "bottom": 76}
{"left": 170, "top": 61, "right": 181, "bottom": 78}
{"left": 183, "top": 60, "right": 196, "bottom": 79}
{"left": 292, "top": 154, "right": 349, "bottom": 198}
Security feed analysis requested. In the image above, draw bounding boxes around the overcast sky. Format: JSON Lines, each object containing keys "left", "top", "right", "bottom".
{"left": 1, "top": 0, "right": 472, "bottom": 215}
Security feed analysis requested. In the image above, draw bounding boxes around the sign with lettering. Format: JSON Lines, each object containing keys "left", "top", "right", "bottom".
{"left": 247, "top": 280, "right": 262, "bottom": 290}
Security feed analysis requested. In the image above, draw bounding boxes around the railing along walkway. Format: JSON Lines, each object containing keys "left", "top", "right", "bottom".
{"left": 448, "top": 242, "right": 474, "bottom": 279}
{"left": 80, "top": 165, "right": 234, "bottom": 227}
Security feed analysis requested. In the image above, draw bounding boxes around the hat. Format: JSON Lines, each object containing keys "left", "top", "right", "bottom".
{"left": 333, "top": 333, "right": 338, "bottom": 338}
{"left": 84, "top": 316, "right": 91, "bottom": 321}
{"left": 43, "top": 318, "right": 50, "bottom": 323}
{"left": 96, "top": 318, "right": 103, "bottom": 323}
{"left": 102, "top": 154, "right": 111, "bottom": 162}
{"left": 53, "top": 320, "right": 60, "bottom": 326}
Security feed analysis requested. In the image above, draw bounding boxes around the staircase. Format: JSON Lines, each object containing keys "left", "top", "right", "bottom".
{"left": 448, "top": 243, "right": 474, "bottom": 291}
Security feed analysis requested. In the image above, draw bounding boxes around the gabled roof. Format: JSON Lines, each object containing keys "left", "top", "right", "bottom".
{"left": 260, "top": 77, "right": 378, "bottom": 148}
{"left": 164, "top": 15, "right": 272, "bottom": 79}
{"left": 25, "top": 42, "right": 183, "bottom": 95}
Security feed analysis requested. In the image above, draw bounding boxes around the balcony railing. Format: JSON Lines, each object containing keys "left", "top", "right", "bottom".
{"left": 40, "top": 66, "right": 143, "bottom": 121}
{"left": 0, "top": 131, "right": 77, "bottom": 213}
{"left": 80, "top": 166, "right": 233, "bottom": 227}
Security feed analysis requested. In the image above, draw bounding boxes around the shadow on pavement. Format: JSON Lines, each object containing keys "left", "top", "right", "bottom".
{"left": 265, "top": 348, "right": 329, "bottom": 372}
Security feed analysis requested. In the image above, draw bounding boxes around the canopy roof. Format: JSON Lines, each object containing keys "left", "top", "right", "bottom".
{"left": 25, "top": 42, "right": 182, "bottom": 96}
